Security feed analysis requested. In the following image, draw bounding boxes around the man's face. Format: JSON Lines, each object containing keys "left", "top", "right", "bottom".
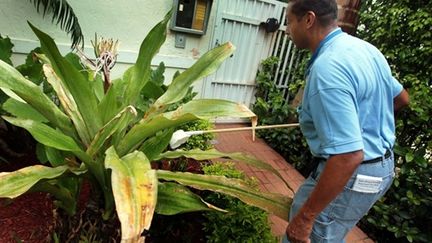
{"left": 285, "top": 4, "right": 308, "bottom": 49}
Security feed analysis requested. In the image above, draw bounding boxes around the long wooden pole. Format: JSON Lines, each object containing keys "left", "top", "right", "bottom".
{"left": 202, "top": 123, "right": 300, "bottom": 134}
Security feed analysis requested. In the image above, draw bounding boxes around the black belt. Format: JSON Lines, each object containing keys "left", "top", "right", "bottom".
{"left": 362, "top": 149, "right": 392, "bottom": 164}
{"left": 313, "top": 149, "right": 392, "bottom": 165}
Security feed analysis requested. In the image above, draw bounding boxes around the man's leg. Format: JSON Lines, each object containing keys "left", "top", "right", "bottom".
{"left": 283, "top": 157, "right": 395, "bottom": 242}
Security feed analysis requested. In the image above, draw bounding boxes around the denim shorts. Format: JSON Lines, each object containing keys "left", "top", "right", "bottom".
{"left": 283, "top": 153, "right": 395, "bottom": 243}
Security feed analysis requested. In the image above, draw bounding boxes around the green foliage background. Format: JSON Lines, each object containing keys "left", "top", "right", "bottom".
{"left": 357, "top": 1, "right": 432, "bottom": 242}
{"left": 202, "top": 162, "right": 277, "bottom": 243}
{"left": 253, "top": 0, "right": 431, "bottom": 242}
{"left": 176, "top": 119, "right": 215, "bottom": 151}
{"left": 252, "top": 56, "right": 314, "bottom": 176}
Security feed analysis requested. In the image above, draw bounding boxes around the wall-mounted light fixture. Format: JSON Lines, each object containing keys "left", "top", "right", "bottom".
{"left": 171, "top": 0, "right": 213, "bottom": 35}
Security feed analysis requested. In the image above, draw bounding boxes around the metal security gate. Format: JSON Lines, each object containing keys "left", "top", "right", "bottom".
{"left": 201, "top": 0, "right": 287, "bottom": 108}
{"left": 269, "top": 5, "right": 306, "bottom": 104}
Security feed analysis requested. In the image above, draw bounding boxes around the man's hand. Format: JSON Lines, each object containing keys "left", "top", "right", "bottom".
{"left": 286, "top": 210, "right": 314, "bottom": 243}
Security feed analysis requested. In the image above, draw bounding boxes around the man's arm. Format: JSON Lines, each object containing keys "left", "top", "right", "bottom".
{"left": 394, "top": 89, "right": 409, "bottom": 113}
{"left": 286, "top": 150, "right": 364, "bottom": 243}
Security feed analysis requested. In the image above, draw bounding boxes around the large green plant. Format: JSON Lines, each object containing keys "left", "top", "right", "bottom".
{"left": 357, "top": 1, "right": 432, "bottom": 242}
{"left": 0, "top": 11, "right": 292, "bottom": 242}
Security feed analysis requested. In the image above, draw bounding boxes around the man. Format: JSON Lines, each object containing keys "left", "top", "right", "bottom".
{"left": 283, "top": 0, "right": 409, "bottom": 242}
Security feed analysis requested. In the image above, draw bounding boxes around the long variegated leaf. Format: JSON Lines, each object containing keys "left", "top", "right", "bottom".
{"left": 165, "top": 99, "right": 256, "bottom": 120}
{"left": 105, "top": 147, "right": 157, "bottom": 243}
{"left": 123, "top": 10, "right": 172, "bottom": 107}
{"left": 157, "top": 170, "right": 291, "bottom": 220}
{"left": 87, "top": 106, "right": 137, "bottom": 158}
{"left": 0, "top": 59, "right": 74, "bottom": 136}
{"left": 3, "top": 98, "right": 48, "bottom": 123}
{"left": 2, "top": 116, "right": 106, "bottom": 188}
{"left": 4, "top": 114, "right": 107, "bottom": 196}
{"left": 2, "top": 116, "right": 82, "bottom": 152}
{"left": 118, "top": 113, "right": 195, "bottom": 156}
{"left": 139, "top": 128, "right": 174, "bottom": 161}
{"left": 156, "top": 149, "right": 293, "bottom": 192}
{"left": 1, "top": 88, "right": 25, "bottom": 102}
{"left": 156, "top": 182, "right": 226, "bottom": 215}
{"left": 43, "top": 64, "right": 91, "bottom": 146}
{"left": 117, "top": 99, "right": 256, "bottom": 156}
{"left": 98, "top": 80, "right": 123, "bottom": 124}
{"left": 153, "top": 42, "right": 235, "bottom": 108}
{"left": 0, "top": 165, "right": 84, "bottom": 198}
{"left": 29, "top": 23, "right": 102, "bottom": 138}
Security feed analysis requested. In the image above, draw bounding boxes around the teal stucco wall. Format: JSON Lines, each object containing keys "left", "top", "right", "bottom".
{"left": 0, "top": 0, "right": 216, "bottom": 90}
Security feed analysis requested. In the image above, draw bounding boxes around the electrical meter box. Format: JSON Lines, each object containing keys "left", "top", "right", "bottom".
{"left": 171, "top": 0, "right": 213, "bottom": 35}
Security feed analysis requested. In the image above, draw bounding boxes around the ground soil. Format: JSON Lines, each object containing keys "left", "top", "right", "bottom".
{"left": 0, "top": 192, "right": 54, "bottom": 243}
{"left": 0, "top": 127, "right": 55, "bottom": 243}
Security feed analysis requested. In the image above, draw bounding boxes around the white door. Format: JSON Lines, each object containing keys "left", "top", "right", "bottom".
{"left": 201, "top": 0, "right": 286, "bottom": 108}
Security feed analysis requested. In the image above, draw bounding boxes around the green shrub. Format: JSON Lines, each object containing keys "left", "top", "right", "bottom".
{"left": 254, "top": 1, "right": 432, "bottom": 240}
{"left": 202, "top": 161, "right": 245, "bottom": 179}
{"left": 202, "top": 162, "right": 277, "bottom": 243}
{"left": 254, "top": 1, "right": 432, "bottom": 241}
{"left": 252, "top": 56, "right": 313, "bottom": 177}
{"left": 357, "top": 1, "right": 432, "bottom": 242}
{"left": 176, "top": 119, "right": 215, "bottom": 151}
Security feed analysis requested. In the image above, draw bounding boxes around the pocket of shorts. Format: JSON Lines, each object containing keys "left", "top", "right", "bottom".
{"left": 332, "top": 187, "right": 378, "bottom": 221}
{"left": 329, "top": 173, "right": 393, "bottom": 221}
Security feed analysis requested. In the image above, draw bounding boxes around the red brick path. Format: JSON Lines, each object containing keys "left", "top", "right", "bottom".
{"left": 213, "top": 123, "right": 374, "bottom": 243}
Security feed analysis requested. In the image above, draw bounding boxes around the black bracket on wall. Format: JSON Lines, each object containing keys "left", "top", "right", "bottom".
{"left": 260, "top": 18, "right": 280, "bottom": 33}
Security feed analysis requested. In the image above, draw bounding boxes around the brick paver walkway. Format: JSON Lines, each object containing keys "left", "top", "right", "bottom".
{"left": 213, "top": 123, "right": 374, "bottom": 243}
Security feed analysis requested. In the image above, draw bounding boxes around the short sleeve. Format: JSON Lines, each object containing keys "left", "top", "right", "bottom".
{"left": 308, "top": 88, "right": 364, "bottom": 155}
{"left": 391, "top": 76, "right": 403, "bottom": 98}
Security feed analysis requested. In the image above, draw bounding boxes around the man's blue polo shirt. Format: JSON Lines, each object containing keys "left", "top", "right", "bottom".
{"left": 298, "top": 28, "right": 403, "bottom": 160}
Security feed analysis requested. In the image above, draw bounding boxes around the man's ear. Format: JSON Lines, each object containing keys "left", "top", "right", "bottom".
{"left": 305, "top": 11, "right": 316, "bottom": 28}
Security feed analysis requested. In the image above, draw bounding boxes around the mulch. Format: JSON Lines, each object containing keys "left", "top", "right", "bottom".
{"left": 0, "top": 192, "right": 54, "bottom": 243}
{"left": 0, "top": 130, "right": 55, "bottom": 243}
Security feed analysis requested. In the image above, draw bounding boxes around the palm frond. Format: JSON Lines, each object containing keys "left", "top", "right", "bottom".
{"left": 29, "top": 0, "right": 84, "bottom": 48}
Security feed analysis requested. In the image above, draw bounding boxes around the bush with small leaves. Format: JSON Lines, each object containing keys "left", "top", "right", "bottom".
{"left": 202, "top": 162, "right": 277, "bottom": 243}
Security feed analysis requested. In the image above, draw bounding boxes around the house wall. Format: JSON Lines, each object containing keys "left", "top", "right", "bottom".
{"left": 0, "top": 0, "right": 217, "bottom": 92}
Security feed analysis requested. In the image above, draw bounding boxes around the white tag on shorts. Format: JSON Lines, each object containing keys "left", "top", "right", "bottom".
{"left": 352, "top": 174, "right": 382, "bottom": 193}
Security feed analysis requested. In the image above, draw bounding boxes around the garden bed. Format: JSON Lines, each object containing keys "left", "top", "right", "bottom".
{"left": 0, "top": 156, "right": 276, "bottom": 243}
{"left": 0, "top": 192, "right": 54, "bottom": 243}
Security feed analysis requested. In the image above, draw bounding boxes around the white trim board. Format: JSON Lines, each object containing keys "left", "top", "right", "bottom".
{"left": 10, "top": 38, "right": 196, "bottom": 70}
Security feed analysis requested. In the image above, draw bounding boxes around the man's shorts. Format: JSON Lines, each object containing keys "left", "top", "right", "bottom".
{"left": 283, "top": 153, "right": 395, "bottom": 242}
